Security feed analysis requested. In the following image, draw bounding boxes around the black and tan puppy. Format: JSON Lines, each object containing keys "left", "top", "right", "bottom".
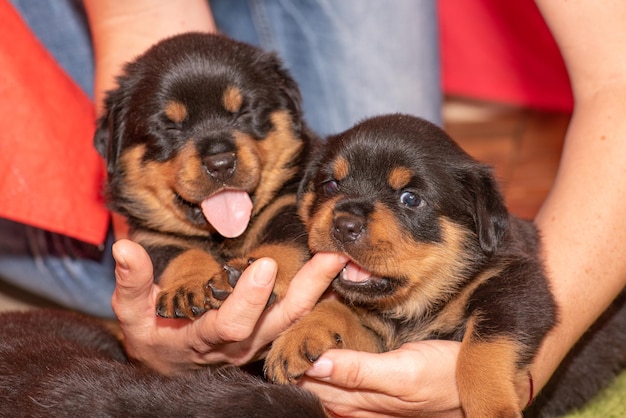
{"left": 0, "top": 309, "right": 326, "bottom": 417}
{"left": 264, "top": 114, "right": 558, "bottom": 417}
{"left": 265, "top": 114, "right": 626, "bottom": 417}
{"left": 95, "top": 33, "right": 318, "bottom": 318}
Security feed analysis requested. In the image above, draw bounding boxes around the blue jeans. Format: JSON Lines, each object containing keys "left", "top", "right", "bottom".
{"left": 3, "top": 0, "right": 441, "bottom": 317}
{"left": 211, "top": 0, "right": 442, "bottom": 134}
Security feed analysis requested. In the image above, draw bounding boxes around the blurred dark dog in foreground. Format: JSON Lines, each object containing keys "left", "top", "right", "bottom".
{"left": 0, "top": 309, "right": 326, "bottom": 417}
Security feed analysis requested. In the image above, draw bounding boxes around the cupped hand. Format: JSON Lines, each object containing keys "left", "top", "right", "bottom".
{"left": 111, "top": 239, "right": 347, "bottom": 374}
{"left": 300, "top": 340, "right": 463, "bottom": 418}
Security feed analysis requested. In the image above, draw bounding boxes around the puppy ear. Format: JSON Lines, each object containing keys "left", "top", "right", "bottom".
{"left": 297, "top": 144, "right": 324, "bottom": 223}
{"left": 463, "top": 165, "right": 509, "bottom": 256}
{"left": 93, "top": 87, "right": 129, "bottom": 175}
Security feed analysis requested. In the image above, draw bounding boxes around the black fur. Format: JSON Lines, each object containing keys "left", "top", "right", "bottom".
{"left": 265, "top": 114, "right": 625, "bottom": 417}
{"left": 0, "top": 309, "right": 326, "bottom": 417}
{"left": 526, "top": 289, "right": 626, "bottom": 417}
{"left": 94, "top": 33, "right": 318, "bottom": 319}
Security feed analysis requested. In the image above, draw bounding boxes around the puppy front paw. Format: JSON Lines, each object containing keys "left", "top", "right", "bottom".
{"left": 264, "top": 299, "right": 382, "bottom": 383}
{"left": 209, "top": 257, "right": 278, "bottom": 309}
{"left": 155, "top": 249, "right": 225, "bottom": 319}
{"left": 156, "top": 276, "right": 211, "bottom": 319}
{"left": 202, "top": 262, "right": 242, "bottom": 310}
{"left": 264, "top": 324, "right": 344, "bottom": 384}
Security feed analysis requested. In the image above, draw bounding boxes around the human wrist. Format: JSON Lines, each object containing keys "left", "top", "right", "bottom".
{"left": 84, "top": 0, "right": 217, "bottom": 115}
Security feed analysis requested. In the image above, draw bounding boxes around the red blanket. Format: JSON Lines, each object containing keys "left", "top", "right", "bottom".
{"left": 0, "top": 0, "right": 108, "bottom": 245}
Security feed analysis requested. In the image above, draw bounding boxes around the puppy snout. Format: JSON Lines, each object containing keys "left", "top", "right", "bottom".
{"left": 204, "top": 152, "right": 236, "bottom": 182}
{"left": 333, "top": 214, "right": 365, "bottom": 243}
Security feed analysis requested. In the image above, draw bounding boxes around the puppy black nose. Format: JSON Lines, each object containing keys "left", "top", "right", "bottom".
{"left": 204, "top": 152, "right": 236, "bottom": 182}
{"left": 333, "top": 215, "right": 364, "bottom": 243}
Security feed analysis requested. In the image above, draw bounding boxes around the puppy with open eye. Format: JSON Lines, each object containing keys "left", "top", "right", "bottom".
{"left": 264, "top": 113, "right": 563, "bottom": 417}
{"left": 95, "top": 33, "right": 318, "bottom": 318}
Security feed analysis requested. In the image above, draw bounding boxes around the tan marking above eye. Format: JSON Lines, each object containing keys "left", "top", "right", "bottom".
{"left": 333, "top": 156, "right": 349, "bottom": 181}
{"left": 164, "top": 101, "right": 188, "bottom": 124}
{"left": 388, "top": 167, "right": 413, "bottom": 190}
{"left": 223, "top": 85, "right": 244, "bottom": 113}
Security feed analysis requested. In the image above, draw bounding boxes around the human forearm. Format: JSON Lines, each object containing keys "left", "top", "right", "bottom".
{"left": 531, "top": 92, "right": 626, "bottom": 395}
{"left": 83, "top": 0, "right": 216, "bottom": 114}
{"left": 531, "top": 0, "right": 626, "bottom": 397}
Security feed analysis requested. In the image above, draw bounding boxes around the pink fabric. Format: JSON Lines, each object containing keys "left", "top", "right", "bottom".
{"left": 440, "top": 0, "right": 573, "bottom": 112}
{"left": 0, "top": 0, "right": 109, "bottom": 245}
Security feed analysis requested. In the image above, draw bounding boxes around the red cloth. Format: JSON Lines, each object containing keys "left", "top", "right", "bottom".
{"left": 439, "top": 0, "right": 573, "bottom": 112}
{"left": 0, "top": 0, "right": 109, "bottom": 245}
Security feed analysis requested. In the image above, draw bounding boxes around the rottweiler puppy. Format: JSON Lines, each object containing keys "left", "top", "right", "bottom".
{"left": 265, "top": 114, "right": 626, "bottom": 417}
{"left": 0, "top": 309, "right": 326, "bottom": 417}
{"left": 264, "top": 114, "right": 558, "bottom": 417}
{"left": 95, "top": 33, "right": 318, "bottom": 319}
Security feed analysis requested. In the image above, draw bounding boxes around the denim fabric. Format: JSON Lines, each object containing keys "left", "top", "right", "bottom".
{"left": 0, "top": 220, "right": 116, "bottom": 317}
{"left": 2, "top": 0, "right": 441, "bottom": 317}
{"left": 212, "top": 0, "right": 442, "bottom": 135}
{"left": 9, "top": 0, "right": 94, "bottom": 97}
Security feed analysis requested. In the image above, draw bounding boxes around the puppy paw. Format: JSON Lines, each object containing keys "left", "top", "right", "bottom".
{"left": 156, "top": 279, "right": 211, "bottom": 319}
{"left": 264, "top": 325, "right": 344, "bottom": 384}
{"left": 264, "top": 300, "right": 381, "bottom": 384}
{"left": 155, "top": 250, "right": 226, "bottom": 319}
{"left": 207, "top": 257, "right": 278, "bottom": 309}
{"left": 203, "top": 265, "right": 238, "bottom": 310}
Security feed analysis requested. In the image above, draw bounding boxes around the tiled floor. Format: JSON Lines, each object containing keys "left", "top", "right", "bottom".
{"left": 0, "top": 98, "right": 571, "bottom": 312}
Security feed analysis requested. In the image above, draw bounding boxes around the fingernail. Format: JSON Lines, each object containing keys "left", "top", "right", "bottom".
{"left": 112, "top": 244, "right": 129, "bottom": 271}
{"left": 305, "top": 357, "right": 333, "bottom": 378}
{"left": 252, "top": 258, "right": 276, "bottom": 286}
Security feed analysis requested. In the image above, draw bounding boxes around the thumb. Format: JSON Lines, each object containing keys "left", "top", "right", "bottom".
{"left": 111, "top": 239, "right": 156, "bottom": 318}
{"left": 304, "top": 349, "right": 395, "bottom": 393}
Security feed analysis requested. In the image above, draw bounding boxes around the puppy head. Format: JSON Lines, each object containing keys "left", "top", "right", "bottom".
{"left": 95, "top": 33, "right": 307, "bottom": 238}
{"left": 300, "top": 114, "right": 509, "bottom": 313}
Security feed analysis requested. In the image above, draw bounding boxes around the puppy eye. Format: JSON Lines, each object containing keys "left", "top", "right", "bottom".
{"left": 321, "top": 180, "right": 339, "bottom": 195}
{"left": 166, "top": 124, "right": 183, "bottom": 132}
{"left": 400, "top": 191, "right": 424, "bottom": 208}
{"left": 162, "top": 119, "right": 185, "bottom": 132}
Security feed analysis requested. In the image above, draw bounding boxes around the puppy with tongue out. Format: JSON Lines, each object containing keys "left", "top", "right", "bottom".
{"left": 94, "top": 33, "right": 319, "bottom": 319}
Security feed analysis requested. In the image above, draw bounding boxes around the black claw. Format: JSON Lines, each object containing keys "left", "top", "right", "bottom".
{"left": 186, "top": 292, "right": 204, "bottom": 317}
{"left": 190, "top": 306, "right": 205, "bottom": 317}
{"left": 265, "top": 292, "right": 277, "bottom": 309}
{"left": 224, "top": 264, "right": 242, "bottom": 288}
{"left": 156, "top": 294, "right": 171, "bottom": 318}
{"left": 207, "top": 281, "right": 230, "bottom": 301}
{"left": 305, "top": 352, "right": 320, "bottom": 364}
{"left": 156, "top": 305, "right": 170, "bottom": 318}
{"left": 173, "top": 295, "right": 186, "bottom": 318}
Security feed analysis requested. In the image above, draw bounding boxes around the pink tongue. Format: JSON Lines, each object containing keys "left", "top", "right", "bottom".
{"left": 343, "top": 262, "right": 373, "bottom": 283}
{"left": 200, "top": 190, "right": 253, "bottom": 238}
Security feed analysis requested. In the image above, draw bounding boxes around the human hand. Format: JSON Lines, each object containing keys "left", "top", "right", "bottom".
{"left": 111, "top": 239, "right": 347, "bottom": 374}
{"left": 301, "top": 340, "right": 463, "bottom": 418}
